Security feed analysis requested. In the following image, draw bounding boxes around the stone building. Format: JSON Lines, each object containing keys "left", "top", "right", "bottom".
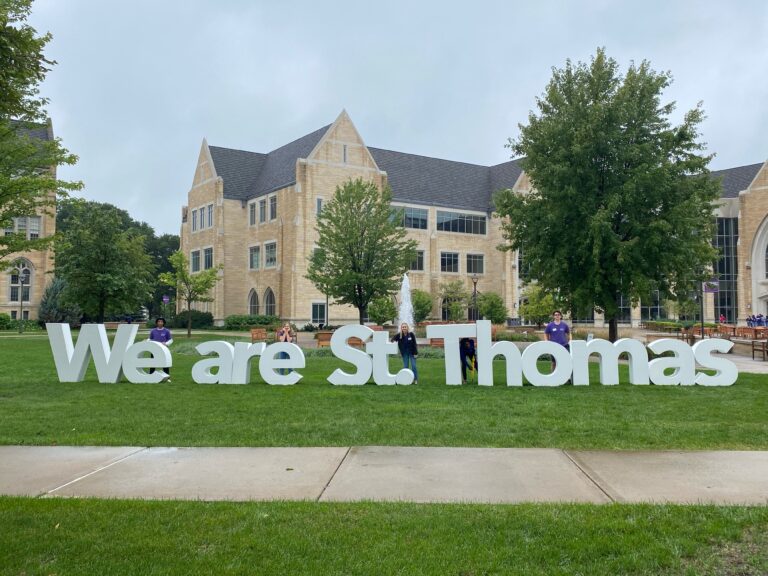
{"left": 179, "top": 110, "right": 767, "bottom": 326}
{"left": 0, "top": 121, "right": 57, "bottom": 321}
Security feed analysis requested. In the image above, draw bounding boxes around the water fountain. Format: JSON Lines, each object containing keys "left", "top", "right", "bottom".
{"left": 397, "top": 273, "right": 415, "bottom": 330}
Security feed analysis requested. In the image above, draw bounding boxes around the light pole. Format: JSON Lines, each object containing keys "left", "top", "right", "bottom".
{"left": 471, "top": 273, "right": 479, "bottom": 321}
{"left": 14, "top": 261, "right": 26, "bottom": 334}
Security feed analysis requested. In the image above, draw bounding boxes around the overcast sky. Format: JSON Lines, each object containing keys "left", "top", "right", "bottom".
{"left": 29, "top": 0, "right": 768, "bottom": 236}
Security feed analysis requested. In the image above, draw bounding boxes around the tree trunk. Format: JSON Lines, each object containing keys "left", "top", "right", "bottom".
{"left": 358, "top": 306, "right": 365, "bottom": 325}
{"left": 187, "top": 309, "right": 192, "bottom": 338}
{"left": 98, "top": 300, "right": 105, "bottom": 324}
{"left": 608, "top": 316, "right": 618, "bottom": 343}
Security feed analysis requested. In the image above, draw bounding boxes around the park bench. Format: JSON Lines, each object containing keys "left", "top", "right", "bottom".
{"left": 752, "top": 339, "right": 768, "bottom": 361}
{"left": 316, "top": 331, "right": 365, "bottom": 348}
{"left": 250, "top": 328, "right": 268, "bottom": 342}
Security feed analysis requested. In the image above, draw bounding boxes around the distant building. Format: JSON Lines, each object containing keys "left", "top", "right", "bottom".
{"left": 179, "top": 110, "right": 767, "bottom": 326}
{"left": 0, "top": 121, "right": 57, "bottom": 321}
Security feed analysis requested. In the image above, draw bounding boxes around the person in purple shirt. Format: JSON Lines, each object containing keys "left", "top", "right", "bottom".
{"left": 544, "top": 310, "right": 571, "bottom": 378}
{"left": 149, "top": 317, "right": 173, "bottom": 381}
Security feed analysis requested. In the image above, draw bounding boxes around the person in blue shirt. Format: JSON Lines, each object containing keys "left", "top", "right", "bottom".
{"left": 459, "top": 337, "right": 476, "bottom": 384}
{"left": 149, "top": 317, "right": 173, "bottom": 381}
{"left": 392, "top": 322, "right": 418, "bottom": 384}
{"left": 544, "top": 310, "right": 571, "bottom": 378}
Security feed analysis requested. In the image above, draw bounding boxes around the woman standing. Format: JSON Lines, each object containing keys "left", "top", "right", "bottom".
{"left": 392, "top": 322, "right": 418, "bottom": 384}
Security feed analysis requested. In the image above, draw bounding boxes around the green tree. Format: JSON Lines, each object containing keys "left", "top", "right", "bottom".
{"left": 38, "top": 276, "right": 80, "bottom": 325}
{"left": 55, "top": 200, "right": 155, "bottom": 322}
{"left": 160, "top": 251, "right": 220, "bottom": 337}
{"left": 439, "top": 280, "right": 470, "bottom": 322}
{"left": 306, "top": 178, "right": 417, "bottom": 324}
{"left": 494, "top": 48, "right": 720, "bottom": 341}
{"left": 518, "top": 284, "right": 558, "bottom": 328}
{"left": 145, "top": 233, "right": 180, "bottom": 318}
{"left": 367, "top": 296, "right": 397, "bottom": 326}
{"left": 411, "top": 289, "right": 433, "bottom": 324}
{"left": 0, "top": 1, "right": 81, "bottom": 266}
{"left": 478, "top": 292, "right": 508, "bottom": 325}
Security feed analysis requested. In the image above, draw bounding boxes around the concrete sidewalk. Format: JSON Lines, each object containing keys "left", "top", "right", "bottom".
{"left": 1, "top": 446, "right": 766, "bottom": 505}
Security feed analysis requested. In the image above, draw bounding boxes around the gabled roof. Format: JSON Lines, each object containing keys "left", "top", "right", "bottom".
{"left": 711, "top": 163, "right": 764, "bottom": 198}
{"left": 210, "top": 124, "right": 331, "bottom": 201}
{"left": 9, "top": 119, "right": 51, "bottom": 141}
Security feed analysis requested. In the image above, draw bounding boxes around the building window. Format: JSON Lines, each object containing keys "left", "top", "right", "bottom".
{"left": 269, "top": 195, "right": 277, "bottom": 220}
{"left": 249, "top": 246, "right": 260, "bottom": 270}
{"left": 466, "top": 254, "right": 484, "bottom": 275}
{"left": 5, "top": 217, "right": 41, "bottom": 240}
{"left": 249, "top": 202, "right": 256, "bottom": 226}
{"left": 571, "top": 303, "right": 595, "bottom": 324}
{"left": 440, "top": 252, "right": 459, "bottom": 273}
{"left": 714, "top": 217, "right": 738, "bottom": 323}
{"left": 312, "top": 302, "right": 327, "bottom": 325}
{"left": 191, "top": 250, "right": 200, "bottom": 272}
{"left": 617, "top": 294, "right": 631, "bottom": 324}
{"left": 517, "top": 246, "right": 531, "bottom": 282}
{"left": 249, "top": 290, "right": 259, "bottom": 315}
{"left": 316, "top": 197, "right": 323, "bottom": 216}
{"left": 264, "top": 288, "right": 276, "bottom": 316}
{"left": 191, "top": 209, "right": 198, "bottom": 231}
{"left": 392, "top": 206, "right": 428, "bottom": 230}
{"left": 207, "top": 204, "right": 213, "bottom": 228}
{"left": 436, "top": 211, "right": 486, "bottom": 235}
{"left": 259, "top": 199, "right": 267, "bottom": 223}
{"left": 27, "top": 216, "right": 40, "bottom": 239}
{"left": 199, "top": 208, "right": 205, "bottom": 231}
{"left": 203, "top": 247, "right": 213, "bottom": 270}
{"left": 409, "top": 250, "right": 424, "bottom": 271}
{"left": 342, "top": 144, "right": 348, "bottom": 164}
{"left": 641, "top": 290, "right": 668, "bottom": 322}
{"left": 9, "top": 261, "right": 31, "bottom": 303}
{"left": 265, "top": 242, "right": 277, "bottom": 268}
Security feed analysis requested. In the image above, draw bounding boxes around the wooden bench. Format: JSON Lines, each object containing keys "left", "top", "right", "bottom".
{"left": 316, "top": 331, "right": 333, "bottom": 347}
{"left": 250, "top": 328, "right": 268, "bottom": 342}
{"left": 752, "top": 340, "right": 768, "bottom": 360}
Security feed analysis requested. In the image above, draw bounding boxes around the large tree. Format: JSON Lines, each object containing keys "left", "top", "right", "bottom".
{"left": 306, "top": 178, "right": 417, "bottom": 324}
{"left": 160, "top": 251, "right": 220, "bottom": 337}
{"left": 55, "top": 200, "right": 155, "bottom": 322}
{"left": 0, "top": 1, "right": 80, "bottom": 266}
{"left": 494, "top": 48, "right": 720, "bottom": 341}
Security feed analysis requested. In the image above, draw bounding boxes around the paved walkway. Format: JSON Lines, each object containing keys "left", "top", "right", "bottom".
{"left": 1, "top": 446, "right": 766, "bottom": 505}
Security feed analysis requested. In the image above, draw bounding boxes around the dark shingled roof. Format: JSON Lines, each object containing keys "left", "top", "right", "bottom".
{"left": 210, "top": 125, "right": 330, "bottom": 201}
{"left": 208, "top": 122, "right": 762, "bottom": 208}
{"left": 9, "top": 119, "right": 51, "bottom": 141}
{"left": 711, "top": 163, "right": 764, "bottom": 198}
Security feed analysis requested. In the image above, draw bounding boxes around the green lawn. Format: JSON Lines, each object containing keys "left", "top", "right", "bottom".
{"left": 0, "top": 335, "right": 766, "bottom": 449}
{"left": 0, "top": 497, "right": 766, "bottom": 575}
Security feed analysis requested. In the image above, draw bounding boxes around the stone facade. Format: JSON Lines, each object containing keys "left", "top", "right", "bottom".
{"left": 179, "top": 110, "right": 767, "bottom": 327}
{"left": 0, "top": 121, "right": 56, "bottom": 322}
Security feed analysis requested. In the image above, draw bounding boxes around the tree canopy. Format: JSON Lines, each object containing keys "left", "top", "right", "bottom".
{"left": 306, "top": 178, "right": 417, "bottom": 324}
{"left": 494, "top": 48, "right": 720, "bottom": 341}
{"left": 160, "top": 251, "right": 220, "bottom": 337}
{"left": 55, "top": 199, "right": 155, "bottom": 322}
{"left": 0, "top": 0, "right": 80, "bottom": 266}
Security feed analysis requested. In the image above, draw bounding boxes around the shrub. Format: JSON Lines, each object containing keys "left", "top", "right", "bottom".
{"left": 411, "top": 290, "right": 433, "bottom": 324}
{"left": 10, "top": 319, "right": 42, "bottom": 332}
{"left": 224, "top": 314, "right": 280, "bottom": 330}
{"left": 0, "top": 313, "right": 11, "bottom": 330}
{"left": 368, "top": 297, "right": 396, "bottom": 326}
{"left": 478, "top": 292, "right": 508, "bottom": 325}
{"left": 303, "top": 323, "right": 317, "bottom": 332}
{"left": 38, "top": 277, "right": 82, "bottom": 326}
{"left": 494, "top": 331, "right": 540, "bottom": 342}
{"left": 172, "top": 310, "right": 214, "bottom": 329}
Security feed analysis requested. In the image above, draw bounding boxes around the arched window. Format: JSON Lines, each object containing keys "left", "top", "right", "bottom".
{"left": 9, "top": 259, "right": 32, "bottom": 304}
{"left": 248, "top": 290, "right": 259, "bottom": 315}
{"left": 264, "top": 287, "right": 276, "bottom": 317}
{"left": 764, "top": 244, "right": 768, "bottom": 279}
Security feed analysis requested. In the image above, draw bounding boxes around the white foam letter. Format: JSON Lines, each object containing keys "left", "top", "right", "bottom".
{"left": 426, "top": 323, "right": 476, "bottom": 385}
{"left": 366, "top": 331, "right": 401, "bottom": 385}
{"left": 259, "top": 343, "right": 304, "bottom": 385}
{"left": 476, "top": 320, "right": 522, "bottom": 386}
{"left": 570, "top": 338, "right": 648, "bottom": 386}
{"left": 192, "top": 341, "right": 235, "bottom": 384}
{"left": 121, "top": 341, "right": 171, "bottom": 383}
{"left": 328, "top": 324, "right": 373, "bottom": 385}
{"left": 693, "top": 339, "right": 738, "bottom": 386}
{"left": 522, "top": 341, "right": 572, "bottom": 386}
{"left": 647, "top": 339, "right": 696, "bottom": 385}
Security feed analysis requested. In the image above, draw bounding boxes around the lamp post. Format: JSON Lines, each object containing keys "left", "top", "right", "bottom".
{"left": 471, "top": 273, "right": 479, "bottom": 321}
{"left": 14, "top": 261, "right": 26, "bottom": 334}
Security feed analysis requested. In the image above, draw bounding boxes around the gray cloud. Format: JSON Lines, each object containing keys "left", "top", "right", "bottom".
{"left": 29, "top": 0, "right": 768, "bottom": 235}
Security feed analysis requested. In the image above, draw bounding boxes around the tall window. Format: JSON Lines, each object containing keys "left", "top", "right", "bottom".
{"left": 28, "top": 217, "right": 40, "bottom": 239}
{"left": 441, "top": 252, "right": 459, "bottom": 273}
{"left": 312, "top": 303, "right": 327, "bottom": 325}
{"left": 409, "top": 250, "right": 424, "bottom": 271}
{"left": 207, "top": 204, "right": 213, "bottom": 228}
{"left": 466, "top": 254, "right": 484, "bottom": 275}
{"left": 617, "top": 294, "right": 631, "bottom": 324}
{"left": 269, "top": 195, "right": 277, "bottom": 220}
{"left": 9, "top": 261, "right": 31, "bottom": 302}
{"left": 191, "top": 209, "right": 198, "bottom": 232}
{"left": 249, "top": 246, "right": 260, "bottom": 270}
{"left": 191, "top": 250, "right": 200, "bottom": 272}
{"left": 249, "top": 202, "right": 256, "bottom": 225}
{"left": 265, "top": 242, "right": 277, "bottom": 268}
{"left": 259, "top": 199, "right": 267, "bottom": 223}
{"left": 714, "top": 217, "right": 738, "bottom": 323}
{"left": 199, "top": 208, "right": 205, "bottom": 230}
{"left": 264, "top": 288, "right": 276, "bottom": 316}
{"left": 436, "top": 211, "right": 486, "bottom": 235}
{"left": 342, "top": 144, "right": 348, "bottom": 164}
{"left": 203, "top": 247, "right": 213, "bottom": 270}
{"left": 517, "top": 246, "right": 531, "bottom": 282}
{"left": 641, "top": 290, "right": 668, "bottom": 321}
{"left": 248, "top": 290, "right": 259, "bottom": 315}
{"left": 316, "top": 197, "right": 323, "bottom": 216}
{"left": 5, "top": 217, "right": 40, "bottom": 240}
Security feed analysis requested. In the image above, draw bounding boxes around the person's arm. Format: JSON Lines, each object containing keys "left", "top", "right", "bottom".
{"left": 567, "top": 324, "right": 572, "bottom": 342}
{"left": 544, "top": 325, "right": 551, "bottom": 341}
{"left": 412, "top": 333, "right": 418, "bottom": 356}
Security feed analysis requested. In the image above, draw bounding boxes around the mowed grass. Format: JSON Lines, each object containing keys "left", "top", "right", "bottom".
{"left": 0, "top": 335, "right": 766, "bottom": 448}
{"left": 1, "top": 497, "right": 767, "bottom": 576}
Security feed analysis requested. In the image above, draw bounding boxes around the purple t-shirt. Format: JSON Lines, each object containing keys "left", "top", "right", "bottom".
{"left": 149, "top": 327, "right": 172, "bottom": 344}
{"left": 544, "top": 321, "right": 570, "bottom": 347}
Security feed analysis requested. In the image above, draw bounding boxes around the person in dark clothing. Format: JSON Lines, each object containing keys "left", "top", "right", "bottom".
{"left": 148, "top": 317, "right": 173, "bottom": 381}
{"left": 392, "top": 322, "right": 418, "bottom": 384}
{"left": 459, "top": 337, "right": 476, "bottom": 384}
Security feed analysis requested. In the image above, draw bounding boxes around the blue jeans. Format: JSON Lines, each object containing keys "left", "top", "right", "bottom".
{"left": 402, "top": 353, "right": 418, "bottom": 381}
{"left": 278, "top": 351, "right": 291, "bottom": 375}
